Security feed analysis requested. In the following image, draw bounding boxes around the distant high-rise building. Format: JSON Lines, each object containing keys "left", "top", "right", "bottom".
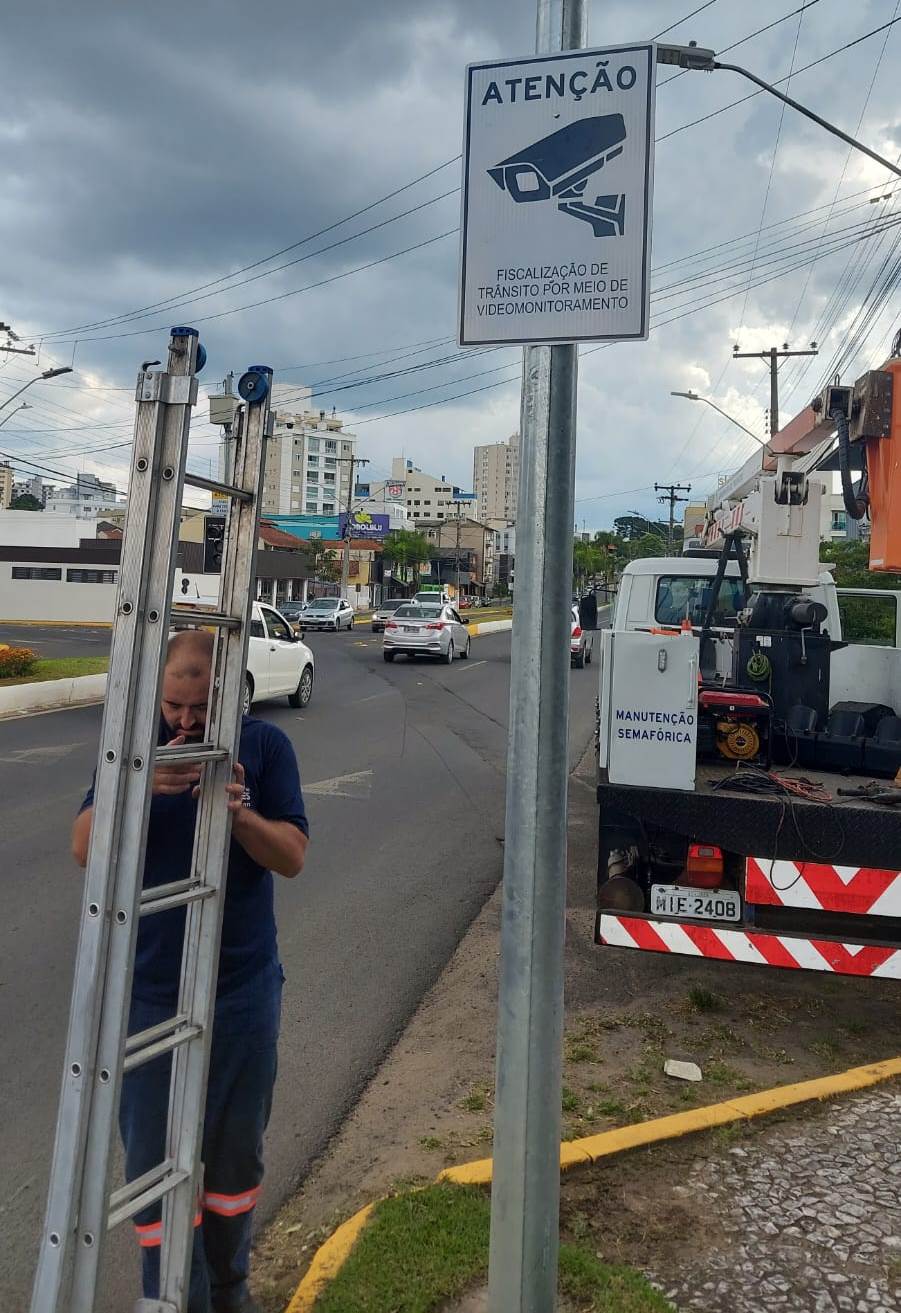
{"left": 472, "top": 433, "right": 519, "bottom": 526}
{"left": 229, "top": 384, "right": 358, "bottom": 518}
{"left": 0, "top": 463, "right": 13, "bottom": 509}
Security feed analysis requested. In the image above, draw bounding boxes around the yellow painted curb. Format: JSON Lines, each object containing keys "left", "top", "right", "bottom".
{"left": 0, "top": 618, "right": 113, "bottom": 628}
{"left": 282, "top": 1057, "right": 901, "bottom": 1311}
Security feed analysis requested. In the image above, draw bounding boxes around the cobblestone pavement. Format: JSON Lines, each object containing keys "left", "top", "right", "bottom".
{"left": 649, "top": 1088, "right": 901, "bottom": 1313}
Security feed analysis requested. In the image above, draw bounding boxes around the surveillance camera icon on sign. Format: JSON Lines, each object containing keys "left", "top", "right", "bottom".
{"left": 487, "top": 114, "right": 627, "bottom": 237}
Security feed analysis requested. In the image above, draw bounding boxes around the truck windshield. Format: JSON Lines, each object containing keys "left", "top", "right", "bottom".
{"left": 655, "top": 574, "right": 746, "bottom": 627}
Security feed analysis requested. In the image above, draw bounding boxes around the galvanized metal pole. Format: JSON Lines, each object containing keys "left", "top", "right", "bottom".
{"left": 487, "top": 2, "right": 586, "bottom": 1309}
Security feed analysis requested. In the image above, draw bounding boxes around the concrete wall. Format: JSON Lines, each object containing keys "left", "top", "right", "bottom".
{"left": 0, "top": 512, "right": 96, "bottom": 548}
{"left": 0, "top": 560, "right": 117, "bottom": 622}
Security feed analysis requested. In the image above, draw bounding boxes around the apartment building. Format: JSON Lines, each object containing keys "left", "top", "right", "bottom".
{"left": 217, "top": 383, "right": 358, "bottom": 518}
{"left": 389, "top": 457, "right": 476, "bottom": 524}
{"left": 473, "top": 433, "right": 519, "bottom": 527}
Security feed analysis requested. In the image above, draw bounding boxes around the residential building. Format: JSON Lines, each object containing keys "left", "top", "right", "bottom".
{"left": 418, "top": 517, "right": 493, "bottom": 595}
{"left": 45, "top": 471, "right": 123, "bottom": 517}
{"left": 10, "top": 474, "right": 50, "bottom": 508}
{"left": 0, "top": 463, "right": 13, "bottom": 509}
{"left": 473, "top": 433, "right": 519, "bottom": 527}
{"left": 232, "top": 383, "right": 358, "bottom": 518}
{"left": 352, "top": 478, "right": 410, "bottom": 528}
{"left": 489, "top": 524, "right": 516, "bottom": 588}
{"left": 389, "top": 457, "right": 476, "bottom": 525}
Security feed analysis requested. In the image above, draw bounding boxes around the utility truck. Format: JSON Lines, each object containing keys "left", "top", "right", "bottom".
{"left": 595, "top": 336, "right": 901, "bottom": 980}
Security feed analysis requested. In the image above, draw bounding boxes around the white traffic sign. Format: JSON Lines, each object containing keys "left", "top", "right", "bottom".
{"left": 459, "top": 44, "right": 655, "bottom": 346}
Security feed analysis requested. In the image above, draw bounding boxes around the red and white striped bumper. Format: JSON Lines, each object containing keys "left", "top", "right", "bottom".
{"left": 746, "top": 859, "right": 901, "bottom": 918}
{"left": 597, "top": 914, "right": 901, "bottom": 979}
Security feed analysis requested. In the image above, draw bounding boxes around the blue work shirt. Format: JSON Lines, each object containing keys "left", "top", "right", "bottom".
{"left": 79, "top": 715, "right": 308, "bottom": 1005}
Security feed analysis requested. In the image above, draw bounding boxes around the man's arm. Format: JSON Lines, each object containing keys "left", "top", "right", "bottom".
{"left": 226, "top": 762, "right": 306, "bottom": 878}
{"left": 230, "top": 806, "right": 308, "bottom": 878}
{"left": 72, "top": 807, "right": 92, "bottom": 868}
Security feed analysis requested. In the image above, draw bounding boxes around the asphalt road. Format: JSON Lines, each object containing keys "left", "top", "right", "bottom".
{"left": 0, "top": 625, "right": 599, "bottom": 1311}
{"left": 0, "top": 623, "right": 111, "bottom": 659}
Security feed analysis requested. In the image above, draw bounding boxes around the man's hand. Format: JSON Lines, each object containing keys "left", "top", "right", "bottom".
{"left": 152, "top": 734, "right": 203, "bottom": 796}
{"left": 224, "top": 760, "right": 249, "bottom": 816}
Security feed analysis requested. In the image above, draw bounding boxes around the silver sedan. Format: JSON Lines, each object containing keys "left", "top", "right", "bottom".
{"left": 383, "top": 603, "right": 471, "bottom": 663}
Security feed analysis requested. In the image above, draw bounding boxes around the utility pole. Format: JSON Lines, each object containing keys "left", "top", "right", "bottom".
{"left": 655, "top": 482, "right": 692, "bottom": 556}
{"left": 339, "top": 454, "right": 369, "bottom": 600}
{"left": 487, "top": 2, "right": 586, "bottom": 1310}
{"left": 0, "top": 323, "right": 36, "bottom": 356}
{"left": 452, "top": 498, "right": 467, "bottom": 600}
{"left": 732, "top": 342, "right": 817, "bottom": 437}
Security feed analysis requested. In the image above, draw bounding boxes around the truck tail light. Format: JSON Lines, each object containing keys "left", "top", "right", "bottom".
{"left": 572, "top": 625, "right": 583, "bottom": 638}
{"left": 681, "top": 843, "right": 724, "bottom": 888}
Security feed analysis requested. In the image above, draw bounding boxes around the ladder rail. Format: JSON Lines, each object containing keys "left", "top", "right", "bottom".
{"left": 71, "top": 333, "right": 203, "bottom": 1313}
{"left": 30, "top": 330, "right": 201, "bottom": 1313}
{"left": 156, "top": 378, "right": 272, "bottom": 1304}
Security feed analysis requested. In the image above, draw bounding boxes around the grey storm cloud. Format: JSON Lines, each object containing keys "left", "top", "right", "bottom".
{"left": 1, "top": 0, "right": 899, "bottom": 522}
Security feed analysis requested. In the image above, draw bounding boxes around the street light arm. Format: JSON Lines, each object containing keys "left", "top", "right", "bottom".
{"left": 713, "top": 61, "right": 901, "bottom": 179}
{"left": 699, "top": 396, "right": 768, "bottom": 447}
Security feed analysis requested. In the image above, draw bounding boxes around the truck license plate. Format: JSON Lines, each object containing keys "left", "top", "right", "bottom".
{"left": 650, "top": 884, "right": 741, "bottom": 922}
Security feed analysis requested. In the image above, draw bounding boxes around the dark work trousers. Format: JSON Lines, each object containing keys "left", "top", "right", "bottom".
{"left": 119, "top": 959, "right": 283, "bottom": 1313}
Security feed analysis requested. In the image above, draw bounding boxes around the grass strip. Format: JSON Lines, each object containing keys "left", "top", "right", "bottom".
{"left": 313, "top": 1182, "right": 669, "bottom": 1312}
{"left": 0, "top": 656, "right": 109, "bottom": 687}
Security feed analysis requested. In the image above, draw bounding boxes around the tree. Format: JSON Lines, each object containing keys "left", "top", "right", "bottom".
{"left": 302, "top": 538, "right": 340, "bottom": 584}
{"left": 820, "top": 538, "right": 901, "bottom": 644}
{"left": 628, "top": 532, "right": 668, "bottom": 560}
{"left": 8, "top": 493, "right": 42, "bottom": 511}
{"left": 613, "top": 513, "right": 669, "bottom": 543}
{"left": 382, "top": 528, "right": 432, "bottom": 585}
{"left": 573, "top": 538, "right": 602, "bottom": 590}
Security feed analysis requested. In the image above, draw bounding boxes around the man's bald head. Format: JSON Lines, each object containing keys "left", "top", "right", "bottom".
{"left": 161, "top": 629, "right": 215, "bottom": 738}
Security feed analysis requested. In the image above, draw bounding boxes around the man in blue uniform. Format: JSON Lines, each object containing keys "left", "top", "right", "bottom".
{"left": 72, "top": 629, "right": 308, "bottom": 1313}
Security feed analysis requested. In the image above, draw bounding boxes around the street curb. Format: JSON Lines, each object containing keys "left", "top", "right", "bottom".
{"left": 282, "top": 1056, "right": 901, "bottom": 1312}
{"left": 0, "top": 672, "right": 108, "bottom": 718}
{"left": 466, "top": 619, "right": 512, "bottom": 636}
{"left": 0, "top": 618, "right": 112, "bottom": 628}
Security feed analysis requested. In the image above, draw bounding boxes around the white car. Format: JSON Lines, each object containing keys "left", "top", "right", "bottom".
{"left": 171, "top": 599, "right": 314, "bottom": 715}
{"left": 246, "top": 602, "right": 315, "bottom": 713}
{"left": 383, "top": 602, "right": 471, "bottom": 663}
{"left": 301, "top": 597, "right": 355, "bottom": 631}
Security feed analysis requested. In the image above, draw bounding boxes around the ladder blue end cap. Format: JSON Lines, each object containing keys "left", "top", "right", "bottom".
{"left": 170, "top": 326, "right": 199, "bottom": 337}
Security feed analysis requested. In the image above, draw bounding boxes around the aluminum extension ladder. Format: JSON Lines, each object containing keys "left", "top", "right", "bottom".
{"left": 31, "top": 328, "right": 274, "bottom": 1313}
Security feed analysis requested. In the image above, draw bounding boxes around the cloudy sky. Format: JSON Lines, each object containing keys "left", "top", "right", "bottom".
{"left": 1, "top": 0, "right": 899, "bottom": 529}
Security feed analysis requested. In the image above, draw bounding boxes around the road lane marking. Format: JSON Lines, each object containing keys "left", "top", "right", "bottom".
{"left": 454, "top": 660, "right": 486, "bottom": 673}
{"left": 353, "top": 692, "right": 394, "bottom": 704}
{"left": 304, "top": 769, "right": 374, "bottom": 799}
{"left": 0, "top": 743, "right": 86, "bottom": 764}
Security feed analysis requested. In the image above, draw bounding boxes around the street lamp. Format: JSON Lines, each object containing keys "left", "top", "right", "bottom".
{"left": 671, "top": 390, "right": 769, "bottom": 448}
{"left": 0, "top": 401, "right": 32, "bottom": 431}
{"left": 0, "top": 366, "right": 73, "bottom": 420}
{"left": 657, "top": 44, "right": 901, "bottom": 179}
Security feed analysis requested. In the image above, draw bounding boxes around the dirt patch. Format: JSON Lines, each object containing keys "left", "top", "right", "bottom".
{"left": 252, "top": 747, "right": 901, "bottom": 1311}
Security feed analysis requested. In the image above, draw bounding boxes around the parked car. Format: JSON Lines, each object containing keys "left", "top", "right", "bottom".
{"left": 277, "top": 600, "right": 307, "bottom": 632}
{"left": 571, "top": 605, "right": 594, "bottom": 669}
{"left": 302, "top": 597, "right": 355, "bottom": 631}
{"left": 371, "top": 597, "right": 407, "bottom": 633}
{"left": 383, "top": 603, "right": 471, "bottom": 664}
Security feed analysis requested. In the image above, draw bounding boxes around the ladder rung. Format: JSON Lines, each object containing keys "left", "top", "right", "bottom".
{"left": 183, "top": 472, "right": 253, "bottom": 503}
{"left": 140, "top": 880, "right": 217, "bottom": 916}
{"left": 123, "top": 1018, "right": 203, "bottom": 1073}
{"left": 108, "top": 1163, "right": 190, "bottom": 1231}
{"left": 169, "top": 607, "right": 242, "bottom": 629}
{"left": 155, "top": 742, "right": 229, "bottom": 766}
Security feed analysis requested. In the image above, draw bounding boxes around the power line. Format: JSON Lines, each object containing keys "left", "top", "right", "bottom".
{"left": 38, "top": 158, "right": 462, "bottom": 339}
{"left": 658, "top": 14, "right": 901, "bottom": 144}
{"left": 734, "top": 0, "right": 806, "bottom": 337}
